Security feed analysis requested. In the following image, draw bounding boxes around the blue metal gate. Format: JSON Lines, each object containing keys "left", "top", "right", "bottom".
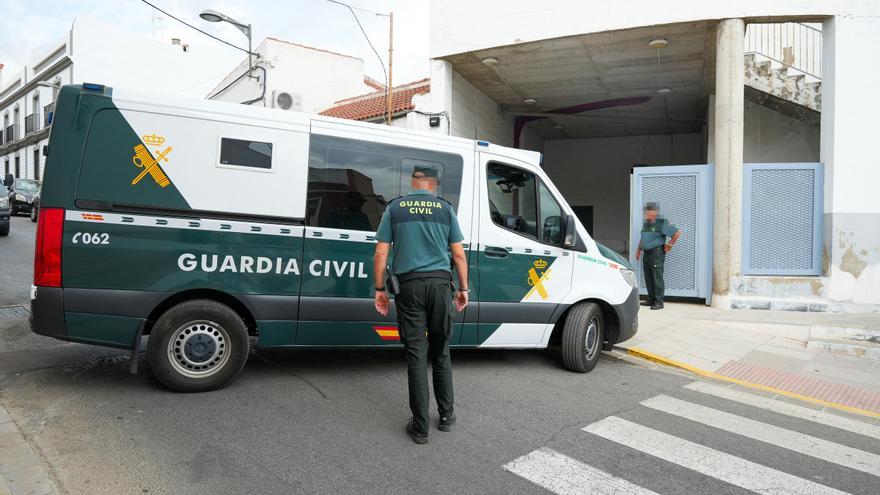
{"left": 630, "top": 165, "right": 714, "bottom": 302}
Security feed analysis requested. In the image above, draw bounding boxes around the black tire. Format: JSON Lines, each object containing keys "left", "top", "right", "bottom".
{"left": 147, "top": 299, "right": 250, "bottom": 392}
{"left": 0, "top": 224, "right": 8, "bottom": 236}
{"left": 561, "top": 302, "right": 604, "bottom": 373}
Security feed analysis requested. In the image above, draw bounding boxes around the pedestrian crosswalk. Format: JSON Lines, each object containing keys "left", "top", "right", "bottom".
{"left": 503, "top": 380, "right": 880, "bottom": 495}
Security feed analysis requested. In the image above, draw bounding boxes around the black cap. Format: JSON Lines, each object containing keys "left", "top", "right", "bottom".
{"left": 412, "top": 166, "right": 439, "bottom": 179}
{"left": 645, "top": 202, "right": 659, "bottom": 211}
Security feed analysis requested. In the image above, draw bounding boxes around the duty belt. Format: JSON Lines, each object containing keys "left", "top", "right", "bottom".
{"left": 398, "top": 270, "right": 452, "bottom": 283}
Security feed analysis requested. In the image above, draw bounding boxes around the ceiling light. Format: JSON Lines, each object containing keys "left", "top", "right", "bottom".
{"left": 649, "top": 38, "right": 668, "bottom": 49}
{"left": 481, "top": 57, "right": 498, "bottom": 66}
{"left": 523, "top": 98, "right": 537, "bottom": 105}
{"left": 657, "top": 87, "right": 672, "bottom": 94}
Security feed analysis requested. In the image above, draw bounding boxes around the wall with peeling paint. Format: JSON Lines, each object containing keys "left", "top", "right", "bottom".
{"left": 818, "top": 14, "right": 880, "bottom": 311}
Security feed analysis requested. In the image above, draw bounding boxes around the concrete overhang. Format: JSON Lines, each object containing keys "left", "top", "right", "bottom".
{"left": 429, "top": 0, "right": 842, "bottom": 59}
{"left": 447, "top": 21, "right": 718, "bottom": 139}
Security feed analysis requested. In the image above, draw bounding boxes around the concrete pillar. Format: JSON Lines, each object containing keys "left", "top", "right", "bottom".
{"left": 712, "top": 18, "right": 745, "bottom": 304}
{"left": 427, "top": 59, "right": 454, "bottom": 135}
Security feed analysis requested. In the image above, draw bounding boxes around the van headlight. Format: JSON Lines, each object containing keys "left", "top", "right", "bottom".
{"left": 620, "top": 269, "right": 638, "bottom": 289}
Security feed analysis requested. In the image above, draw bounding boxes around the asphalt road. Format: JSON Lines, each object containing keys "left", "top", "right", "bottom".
{"left": 2, "top": 214, "right": 878, "bottom": 495}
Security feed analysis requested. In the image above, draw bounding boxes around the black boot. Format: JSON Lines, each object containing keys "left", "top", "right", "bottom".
{"left": 438, "top": 413, "right": 456, "bottom": 432}
{"left": 406, "top": 418, "right": 428, "bottom": 444}
{"left": 650, "top": 302, "right": 664, "bottom": 310}
{"left": 640, "top": 299, "right": 654, "bottom": 306}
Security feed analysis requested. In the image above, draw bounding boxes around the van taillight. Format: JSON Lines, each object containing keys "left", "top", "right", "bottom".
{"left": 34, "top": 208, "right": 64, "bottom": 287}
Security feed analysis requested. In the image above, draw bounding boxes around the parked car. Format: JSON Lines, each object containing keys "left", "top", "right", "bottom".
{"left": 6, "top": 177, "right": 41, "bottom": 216}
{"left": 0, "top": 174, "right": 10, "bottom": 236}
{"left": 30, "top": 190, "right": 40, "bottom": 222}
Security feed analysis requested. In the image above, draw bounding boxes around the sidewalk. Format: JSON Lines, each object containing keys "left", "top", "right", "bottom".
{"left": 0, "top": 405, "right": 58, "bottom": 495}
{"left": 616, "top": 302, "right": 880, "bottom": 418}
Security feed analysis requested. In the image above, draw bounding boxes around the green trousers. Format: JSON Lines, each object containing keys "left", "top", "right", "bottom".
{"left": 395, "top": 276, "right": 455, "bottom": 435}
{"left": 643, "top": 247, "right": 666, "bottom": 304}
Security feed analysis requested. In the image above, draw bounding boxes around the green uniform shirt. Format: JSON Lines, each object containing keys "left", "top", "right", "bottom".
{"left": 640, "top": 218, "right": 679, "bottom": 250}
{"left": 375, "top": 190, "right": 464, "bottom": 275}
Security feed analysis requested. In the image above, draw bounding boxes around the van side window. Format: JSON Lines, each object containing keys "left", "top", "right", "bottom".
{"left": 487, "top": 162, "right": 538, "bottom": 240}
{"left": 306, "top": 134, "right": 463, "bottom": 231}
{"left": 538, "top": 181, "right": 564, "bottom": 246}
{"left": 219, "top": 138, "right": 272, "bottom": 169}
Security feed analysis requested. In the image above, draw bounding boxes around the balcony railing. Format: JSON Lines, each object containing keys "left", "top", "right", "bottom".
{"left": 44, "top": 102, "right": 55, "bottom": 126}
{"left": 5, "top": 124, "right": 19, "bottom": 144}
{"left": 25, "top": 113, "right": 40, "bottom": 135}
{"left": 745, "top": 22, "right": 822, "bottom": 79}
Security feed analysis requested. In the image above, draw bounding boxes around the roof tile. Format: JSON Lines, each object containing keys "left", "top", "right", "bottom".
{"left": 319, "top": 78, "right": 430, "bottom": 121}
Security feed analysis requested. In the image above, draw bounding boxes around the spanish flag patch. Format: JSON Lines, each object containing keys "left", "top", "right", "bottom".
{"left": 373, "top": 325, "right": 400, "bottom": 341}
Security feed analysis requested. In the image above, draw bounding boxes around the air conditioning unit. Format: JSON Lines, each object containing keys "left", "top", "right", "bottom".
{"left": 272, "top": 90, "right": 302, "bottom": 111}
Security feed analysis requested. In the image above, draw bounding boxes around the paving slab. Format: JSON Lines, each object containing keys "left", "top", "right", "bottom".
{"left": 0, "top": 406, "right": 58, "bottom": 495}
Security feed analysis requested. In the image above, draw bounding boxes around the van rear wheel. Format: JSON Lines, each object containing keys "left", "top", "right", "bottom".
{"left": 561, "top": 302, "right": 604, "bottom": 373}
{"left": 147, "top": 299, "right": 249, "bottom": 392}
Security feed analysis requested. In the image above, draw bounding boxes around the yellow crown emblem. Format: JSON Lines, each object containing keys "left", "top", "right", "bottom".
{"left": 142, "top": 134, "right": 165, "bottom": 146}
{"left": 534, "top": 259, "right": 548, "bottom": 269}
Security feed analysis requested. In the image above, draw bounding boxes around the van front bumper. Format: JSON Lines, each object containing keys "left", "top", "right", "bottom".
{"left": 30, "top": 286, "right": 68, "bottom": 340}
{"left": 612, "top": 287, "right": 639, "bottom": 344}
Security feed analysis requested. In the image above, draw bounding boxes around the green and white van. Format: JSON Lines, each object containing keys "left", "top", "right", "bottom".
{"left": 30, "top": 84, "right": 639, "bottom": 392}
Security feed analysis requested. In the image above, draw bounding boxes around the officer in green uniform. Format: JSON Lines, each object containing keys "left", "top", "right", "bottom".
{"left": 373, "top": 167, "right": 469, "bottom": 444}
{"left": 636, "top": 202, "right": 681, "bottom": 310}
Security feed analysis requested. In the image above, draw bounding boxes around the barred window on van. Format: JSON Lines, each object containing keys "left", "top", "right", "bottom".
{"left": 219, "top": 138, "right": 273, "bottom": 169}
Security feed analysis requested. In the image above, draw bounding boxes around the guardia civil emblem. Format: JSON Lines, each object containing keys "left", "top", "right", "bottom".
{"left": 526, "top": 259, "right": 551, "bottom": 300}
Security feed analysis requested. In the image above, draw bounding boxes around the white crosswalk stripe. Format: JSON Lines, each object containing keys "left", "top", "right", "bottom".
{"left": 641, "top": 394, "right": 880, "bottom": 477}
{"left": 582, "top": 416, "right": 849, "bottom": 495}
{"left": 503, "top": 447, "right": 660, "bottom": 495}
{"left": 684, "top": 381, "right": 880, "bottom": 441}
{"left": 504, "top": 382, "right": 880, "bottom": 495}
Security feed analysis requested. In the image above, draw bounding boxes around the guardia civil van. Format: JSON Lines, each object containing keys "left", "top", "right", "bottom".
{"left": 30, "top": 83, "right": 638, "bottom": 392}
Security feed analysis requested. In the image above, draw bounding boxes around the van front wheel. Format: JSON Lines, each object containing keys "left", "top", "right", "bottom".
{"left": 147, "top": 299, "right": 249, "bottom": 392}
{"left": 561, "top": 302, "right": 604, "bottom": 373}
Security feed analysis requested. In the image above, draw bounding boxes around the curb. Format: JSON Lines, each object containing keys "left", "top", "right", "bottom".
{"left": 620, "top": 346, "right": 880, "bottom": 420}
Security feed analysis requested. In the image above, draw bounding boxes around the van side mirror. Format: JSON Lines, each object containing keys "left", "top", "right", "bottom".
{"left": 563, "top": 214, "right": 576, "bottom": 248}
{"left": 3, "top": 173, "right": 13, "bottom": 188}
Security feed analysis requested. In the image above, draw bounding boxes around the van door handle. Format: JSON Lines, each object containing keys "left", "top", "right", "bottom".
{"left": 484, "top": 246, "right": 509, "bottom": 258}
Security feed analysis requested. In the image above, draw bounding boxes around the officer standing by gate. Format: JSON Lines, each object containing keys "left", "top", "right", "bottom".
{"left": 636, "top": 202, "right": 681, "bottom": 310}
{"left": 373, "top": 167, "right": 469, "bottom": 444}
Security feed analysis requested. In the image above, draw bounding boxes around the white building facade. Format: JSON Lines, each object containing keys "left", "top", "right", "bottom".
{"left": 208, "top": 37, "right": 377, "bottom": 114}
{"left": 0, "top": 16, "right": 235, "bottom": 182}
{"left": 416, "top": 0, "right": 880, "bottom": 312}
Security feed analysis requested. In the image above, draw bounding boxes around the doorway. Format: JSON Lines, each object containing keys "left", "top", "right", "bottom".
{"left": 630, "top": 165, "right": 713, "bottom": 303}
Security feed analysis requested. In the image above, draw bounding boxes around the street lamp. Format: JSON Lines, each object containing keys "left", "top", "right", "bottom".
{"left": 199, "top": 9, "right": 256, "bottom": 77}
